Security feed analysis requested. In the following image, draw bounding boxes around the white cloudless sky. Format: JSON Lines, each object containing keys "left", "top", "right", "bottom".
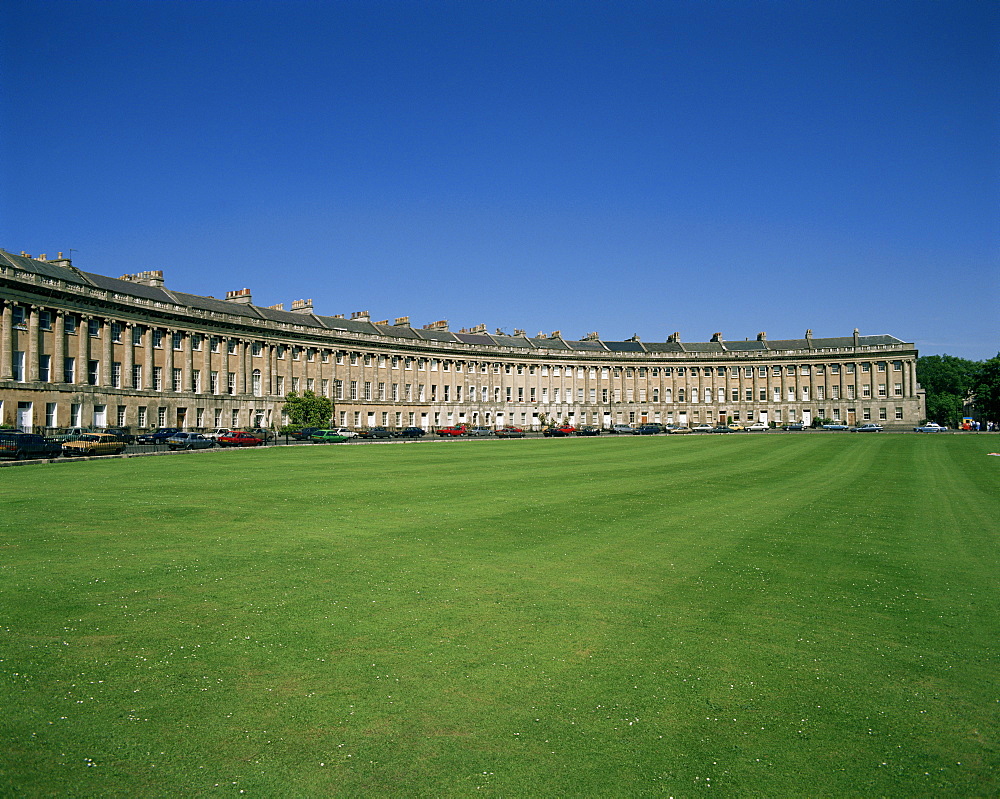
{"left": 2, "top": 0, "right": 997, "bottom": 359}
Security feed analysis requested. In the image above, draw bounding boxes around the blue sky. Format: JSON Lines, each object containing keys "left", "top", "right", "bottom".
{"left": 2, "top": 0, "right": 997, "bottom": 359}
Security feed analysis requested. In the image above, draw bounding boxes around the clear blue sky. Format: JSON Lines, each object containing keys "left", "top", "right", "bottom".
{"left": 2, "top": 0, "right": 997, "bottom": 359}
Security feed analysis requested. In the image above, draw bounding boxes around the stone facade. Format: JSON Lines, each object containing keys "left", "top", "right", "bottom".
{"left": 0, "top": 249, "right": 925, "bottom": 432}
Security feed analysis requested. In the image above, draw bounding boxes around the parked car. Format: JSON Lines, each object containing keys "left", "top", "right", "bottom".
{"left": 710, "top": 426, "right": 736, "bottom": 433}
{"left": 609, "top": 424, "right": 635, "bottom": 434}
{"left": 203, "top": 428, "right": 231, "bottom": 441}
{"left": 135, "top": 428, "right": 180, "bottom": 444}
{"left": 465, "top": 427, "right": 494, "bottom": 437}
{"left": 0, "top": 432, "right": 62, "bottom": 460}
{"left": 822, "top": 422, "right": 850, "bottom": 431}
{"left": 575, "top": 425, "right": 601, "bottom": 436}
{"left": 543, "top": 426, "right": 575, "bottom": 437}
{"left": 745, "top": 421, "right": 769, "bottom": 432}
{"left": 914, "top": 422, "right": 948, "bottom": 432}
{"left": 495, "top": 427, "right": 526, "bottom": 438}
{"left": 852, "top": 423, "right": 884, "bottom": 433}
{"left": 62, "top": 433, "right": 127, "bottom": 456}
{"left": 436, "top": 426, "right": 467, "bottom": 437}
{"left": 249, "top": 428, "right": 277, "bottom": 442}
{"left": 782, "top": 422, "right": 807, "bottom": 431}
{"left": 356, "top": 427, "right": 395, "bottom": 439}
{"left": 331, "top": 427, "right": 358, "bottom": 439}
{"left": 635, "top": 424, "right": 663, "bottom": 435}
{"left": 289, "top": 427, "right": 322, "bottom": 441}
{"left": 395, "top": 427, "right": 426, "bottom": 438}
{"left": 217, "top": 431, "right": 264, "bottom": 447}
{"left": 166, "top": 432, "right": 216, "bottom": 450}
{"left": 49, "top": 426, "right": 95, "bottom": 443}
{"left": 669, "top": 426, "right": 693, "bottom": 434}
{"left": 310, "top": 430, "right": 349, "bottom": 444}
{"left": 727, "top": 422, "right": 746, "bottom": 431}
{"left": 104, "top": 426, "right": 135, "bottom": 443}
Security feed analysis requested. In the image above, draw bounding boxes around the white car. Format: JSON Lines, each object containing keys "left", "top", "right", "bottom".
{"left": 691, "top": 424, "right": 714, "bottom": 432}
{"left": 331, "top": 427, "right": 357, "bottom": 439}
{"left": 203, "top": 428, "right": 231, "bottom": 441}
{"left": 914, "top": 423, "right": 947, "bottom": 432}
{"left": 745, "top": 421, "right": 769, "bottom": 432}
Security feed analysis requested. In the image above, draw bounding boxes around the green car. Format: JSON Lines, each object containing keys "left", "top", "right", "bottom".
{"left": 310, "top": 430, "right": 349, "bottom": 444}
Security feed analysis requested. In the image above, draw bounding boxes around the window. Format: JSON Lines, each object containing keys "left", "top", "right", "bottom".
{"left": 252, "top": 370, "right": 262, "bottom": 397}
{"left": 863, "top": 408, "right": 871, "bottom": 421}
{"left": 111, "top": 361, "right": 121, "bottom": 388}
{"left": 816, "top": 386, "right": 825, "bottom": 400}
{"left": 787, "top": 387, "right": 794, "bottom": 401}
{"left": 252, "top": 342, "right": 262, "bottom": 356}
{"left": 172, "top": 368, "right": 182, "bottom": 392}
{"left": 772, "top": 366, "right": 781, "bottom": 376}
{"left": 196, "top": 408, "right": 204, "bottom": 427}
{"left": 894, "top": 383, "right": 902, "bottom": 396}
{"left": 405, "top": 383, "right": 412, "bottom": 400}
{"left": 228, "top": 340, "right": 237, "bottom": 355}
{"left": 210, "top": 371, "right": 218, "bottom": 394}
{"left": 306, "top": 377, "right": 314, "bottom": 392}
{"left": 158, "top": 407, "right": 167, "bottom": 427}
{"left": 88, "top": 360, "right": 99, "bottom": 386}
{"left": 759, "top": 388, "right": 766, "bottom": 401}
{"left": 732, "top": 388, "right": 739, "bottom": 402}
{"left": 227, "top": 372, "right": 236, "bottom": 394}
{"left": 831, "top": 385, "right": 839, "bottom": 399}
{"left": 111, "top": 322, "right": 123, "bottom": 342}
{"left": 895, "top": 406, "right": 903, "bottom": 420}
{"left": 172, "top": 332, "right": 182, "bottom": 350}
{"left": 893, "top": 361, "right": 902, "bottom": 372}
{"left": 292, "top": 377, "right": 300, "bottom": 392}
{"left": 878, "top": 362, "right": 886, "bottom": 372}
{"left": 192, "top": 334, "right": 202, "bottom": 351}
{"left": 293, "top": 347, "right": 301, "bottom": 361}
{"left": 153, "top": 329, "right": 164, "bottom": 348}
{"left": 193, "top": 370, "right": 201, "bottom": 393}
{"left": 137, "top": 406, "right": 147, "bottom": 427}
{"left": 878, "top": 384, "right": 887, "bottom": 397}
{"left": 39, "top": 354, "right": 51, "bottom": 382}
{"left": 65, "top": 314, "right": 78, "bottom": 334}
{"left": 322, "top": 378, "right": 330, "bottom": 397}
{"left": 88, "top": 318, "right": 100, "bottom": 337}
{"left": 862, "top": 384, "right": 871, "bottom": 398}
{"left": 12, "top": 351, "right": 25, "bottom": 381}
{"left": 335, "top": 380, "right": 344, "bottom": 399}
{"left": 132, "top": 365, "right": 142, "bottom": 389}
{"left": 46, "top": 402, "right": 57, "bottom": 427}
{"left": 39, "top": 310, "right": 52, "bottom": 330}
{"left": 378, "top": 382, "right": 386, "bottom": 400}
{"left": 802, "top": 386, "right": 809, "bottom": 400}
{"left": 364, "top": 381, "right": 372, "bottom": 400}
{"left": 879, "top": 407, "right": 887, "bottom": 421}
{"left": 210, "top": 337, "right": 220, "bottom": 353}
{"left": 392, "top": 383, "right": 399, "bottom": 401}
{"left": 133, "top": 326, "right": 144, "bottom": 346}
{"left": 678, "top": 388, "right": 685, "bottom": 402}
{"left": 276, "top": 376, "right": 284, "bottom": 395}
{"left": 350, "top": 381, "right": 358, "bottom": 400}
{"left": 719, "top": 388, "right": 726, "bottom": 403}
{"left": 307, "top": 349, "right": 315, "bottom": 362}
{"left": 64, "top": 357, "right": 76, "bottom": 383}
{"left": 231, "top": 409, "right": 240, "bottom": 427}
{"left": 773, "top": 386, "right": 780, "bottom": 401}
{"left": 862, "top": 363, "right": 871, "bottom": 373}
{"left": 118, "top": 405, "right": 127, "bottom": 426}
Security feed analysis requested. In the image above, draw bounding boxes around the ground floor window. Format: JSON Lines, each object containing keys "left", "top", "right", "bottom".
{"left": 138, "top": 406, "right": 148, "bottom": 427}
{"left": 117, "top": 405, "right": 127, "bottom": 426}
{"left": 46, "top": 402, "right": 57, "bottom": 427}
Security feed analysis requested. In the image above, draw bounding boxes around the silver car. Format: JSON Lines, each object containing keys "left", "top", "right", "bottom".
{"left": 166, "top": 432, "right": 216, "bottom": 450}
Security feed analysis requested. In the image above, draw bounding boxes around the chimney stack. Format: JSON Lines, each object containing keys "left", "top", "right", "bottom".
{"left": 290, "top": 299, "right": 314, "bottom": 314}
{"left": 225, "top": 288, "right": 253, "bottom": 304}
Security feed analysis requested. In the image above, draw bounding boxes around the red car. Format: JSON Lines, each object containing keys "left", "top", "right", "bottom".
{"left": 218, "top": 431, "right": 264, "bottom": 447}
{"left": 494, "top": 427, "right": 526, "bottom": 438}
{"left": 543, "top": 425, "right": 576, "bottom": 437}
{"left": 436, "top": 425, "right": 467, "bottom": 437}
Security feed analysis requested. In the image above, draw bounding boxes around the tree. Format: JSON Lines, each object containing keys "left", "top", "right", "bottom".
{"left": 916, "top": 355, "right": 978, "bottom": 426}
{"left": 970, "top": 354, "right": 1000, "bottom": 423}
{"left": 281, "top": 390, "right": 332, "bottom": 429}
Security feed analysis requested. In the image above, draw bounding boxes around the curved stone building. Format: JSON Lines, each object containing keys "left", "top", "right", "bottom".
{"left": 0, "top": 248, "right": 924, "bottom": 432}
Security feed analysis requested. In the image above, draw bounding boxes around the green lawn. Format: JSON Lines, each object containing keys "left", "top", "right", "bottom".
{"left": 2, "top": 435, "right": 998, "bottom": 796}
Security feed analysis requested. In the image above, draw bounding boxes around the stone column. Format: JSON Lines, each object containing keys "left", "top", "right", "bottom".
{"left": 78, "top": 315, "right": 91, "bottom": 384}
{"left": 163, "top": 329, "right": 175, "bottom": 391}
{"left": 101, "top": 318, "right": 113, "bottom": 386}
{"left": 0, "top": 301, "right": 11, "bottom": 379}
{"left": 203, "top": 335, "right": 212, "bottom": 394}
{"left": 27, "top": 305, "right": 40, "bottom": 381}
{"left": 263, "top": 344, "right": 273, "bottom": 396}
{"left": 53, "top": 310, "right": 66, "bottom": 383}
{"left": 221, "top": 338, "right": 230, "bottom": 394}
{"left": 235, "top": 340, "right": 246, "bottom": 394}
{"left": 182, "top": 331, "right": 193, "bottom": 392}
{"left": 123, "top": 323, "right": 135, "bottom": 388}
{"left": 143, "top": 327, "right": 154, "bottom": 391}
